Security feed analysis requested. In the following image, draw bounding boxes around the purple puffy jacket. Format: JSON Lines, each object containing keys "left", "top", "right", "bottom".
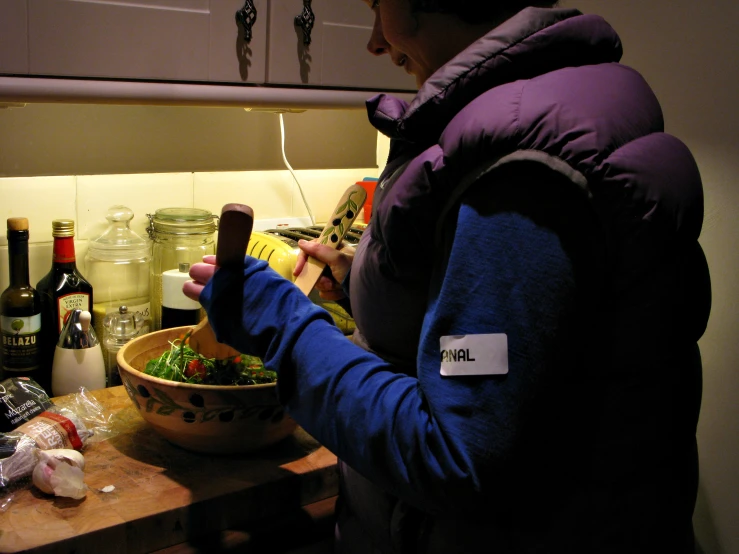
{"left": 337, "top": 7, "right": 710, "bottom": 554}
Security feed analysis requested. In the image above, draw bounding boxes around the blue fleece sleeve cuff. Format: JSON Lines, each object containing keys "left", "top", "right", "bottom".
{"left": 198, "top": 255, "right": 341, "bottom": 387}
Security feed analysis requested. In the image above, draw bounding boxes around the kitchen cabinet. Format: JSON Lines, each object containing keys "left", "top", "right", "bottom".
{"left": 267, "top": 0, "right": 414, "bottom": 90}
{"left": 209, "top": 0, "right": 268, "bottom": 84}
{"left": 3, "top": 0, "right": 415, "bottom": 93}
{"left": 0, "top": 1, "right": 28, "bottom": 75}
{"left": 26, "top": 0, "right": 260, "bottom": 83}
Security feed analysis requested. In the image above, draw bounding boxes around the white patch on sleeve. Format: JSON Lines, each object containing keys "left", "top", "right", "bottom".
{"left": 440, "top": 334, "right": 509, "bottom": 377}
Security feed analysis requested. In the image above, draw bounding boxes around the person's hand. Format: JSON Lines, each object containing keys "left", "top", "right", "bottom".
{"left": 183, "top": 255, "right": 217, "bottom": 302}
{"left": 294, "top": 239, "right": 355, "bottom": 301}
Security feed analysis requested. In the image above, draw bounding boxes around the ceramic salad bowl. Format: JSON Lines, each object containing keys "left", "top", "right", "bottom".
{"left": 116, "top": 326, "right": 297, "bottom": 454}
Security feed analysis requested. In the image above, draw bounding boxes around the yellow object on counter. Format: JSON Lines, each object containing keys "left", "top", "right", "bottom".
{"left": 315, "top": 295, "right": 356, "bottom": 335}
{"left": 247, "top": 232, "right": 300, "bottom": 282}
{"left": 247, "top": 231, "right": 356, "bottom": 335}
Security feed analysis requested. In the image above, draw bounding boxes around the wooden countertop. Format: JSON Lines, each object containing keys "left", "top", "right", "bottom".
{"left": 0, "top": 386, "right": 339, "bottom": 554}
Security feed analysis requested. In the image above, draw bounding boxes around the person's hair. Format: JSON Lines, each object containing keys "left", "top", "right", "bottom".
{"left": 410, "top": 0, "right": 559, "bottom": 24}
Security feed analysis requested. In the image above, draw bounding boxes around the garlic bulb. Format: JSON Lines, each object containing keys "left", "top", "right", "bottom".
{"left": 39, "top": 449, "right": 85, "bottom": 470}
{"left": 32, "top": 449, "right": 88, "bottom": 499}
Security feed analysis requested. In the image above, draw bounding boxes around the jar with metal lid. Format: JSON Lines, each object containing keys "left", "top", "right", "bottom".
{"left": 147, "top": 208, "right": 217, "bottom": 331}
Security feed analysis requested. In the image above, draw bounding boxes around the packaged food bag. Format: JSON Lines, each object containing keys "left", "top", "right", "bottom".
{"left": 0, "top": 377, "right": 52, "bottom": 433}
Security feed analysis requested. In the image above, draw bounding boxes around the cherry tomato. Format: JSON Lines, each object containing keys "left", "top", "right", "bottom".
{"left": 185, "top": 359, "right": 207, "bottom": 380}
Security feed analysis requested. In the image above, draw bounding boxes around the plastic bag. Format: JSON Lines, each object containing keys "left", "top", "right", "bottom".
{"left": 0, "top": 386, "right": 117, "bottom": 510}
{"left": 0, "top": 376, "right": 53, "bottom": 433}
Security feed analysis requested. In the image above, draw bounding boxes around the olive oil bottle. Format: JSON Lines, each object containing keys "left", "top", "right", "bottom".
{"left": 36, "top": 220, "right": 94, "bottom": 391}
{"left": 0, "top": 218, "right": 43, "bottom": 385}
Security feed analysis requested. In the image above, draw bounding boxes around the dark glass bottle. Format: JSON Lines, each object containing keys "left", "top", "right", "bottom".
{"left": 0, "top": 218, "right": 43, "bottom": 385}
{"left": 36, "top": 220, "right": 94, "bottom": 390}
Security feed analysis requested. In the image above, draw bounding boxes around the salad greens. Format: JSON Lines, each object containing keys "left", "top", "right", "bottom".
{"left": 144, "top": 336, "right": 277, "bottom": 386}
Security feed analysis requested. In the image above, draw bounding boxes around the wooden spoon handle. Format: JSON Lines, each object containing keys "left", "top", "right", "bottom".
{"left": 187, "top": 204, "right": 254, "bottom": 360}
{"left": 293, "top": 184, "right": 367, "bottom": 296}
{"left": 216, "top": 203, "right": 254, "bottom": 269}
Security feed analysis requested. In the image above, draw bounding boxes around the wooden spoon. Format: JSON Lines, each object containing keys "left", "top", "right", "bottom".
{"left": 188, "top": 183, "right": 367, "bottom": 358}
{"left": 293, "top": 183, "right": 367, "bottom": 296}
{"left": 186, "top": 203, "right": 254, "bottom": 360}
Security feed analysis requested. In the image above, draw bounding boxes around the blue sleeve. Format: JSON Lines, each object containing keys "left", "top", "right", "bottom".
{"left": 200, "top": 182, "right": 579, "bottom": 515}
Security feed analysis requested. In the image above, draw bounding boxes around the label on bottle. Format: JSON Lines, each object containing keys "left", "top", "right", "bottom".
{"left": 56, "top": 293, "right": 91, "bottom": 333}
{"left": 1, "top": 314, "right": 42, "bottom": 371}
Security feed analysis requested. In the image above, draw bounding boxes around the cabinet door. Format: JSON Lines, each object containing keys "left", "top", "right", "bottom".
{"left": 267, "top": 0, "right": 416, "bottom": 91}
{"left": 0, "top": 0, "right": 29, "bottom": 75}
{"left": 28, "top": 0, "right": 211, "bottom": 81}
{"left": 208, "top": 0, "right": 267, "bottom": 84}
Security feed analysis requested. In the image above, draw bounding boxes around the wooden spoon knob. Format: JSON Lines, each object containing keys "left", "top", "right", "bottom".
{"left": 187, "top": 203, "right": 254, "bottom": 359}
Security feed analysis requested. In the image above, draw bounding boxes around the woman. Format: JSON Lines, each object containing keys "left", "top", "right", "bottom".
{"left": 185, "top": 1, "right": 710, "bottom": 552}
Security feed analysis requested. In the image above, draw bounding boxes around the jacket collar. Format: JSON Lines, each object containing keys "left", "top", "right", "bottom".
{"left": 367, "top": 7, "right": 622, "bottom": 144}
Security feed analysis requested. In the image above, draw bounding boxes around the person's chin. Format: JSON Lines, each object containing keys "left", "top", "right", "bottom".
{"left": 402, "top": 61, "right": 423, "bottom": 88}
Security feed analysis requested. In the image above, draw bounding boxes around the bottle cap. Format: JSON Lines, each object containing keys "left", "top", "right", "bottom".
{"left": 7, "top": 217, "right": 29, "bottom": 231}
{"left": 52, "top": 219, "right": 75, "bottom": 238}
{"left": 162, "top": 264, "right": 201, "bottom": 310}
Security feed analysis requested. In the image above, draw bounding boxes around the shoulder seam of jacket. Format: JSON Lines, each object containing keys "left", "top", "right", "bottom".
{"left": 433, "top": 150, "right": 589, "bottom": 249}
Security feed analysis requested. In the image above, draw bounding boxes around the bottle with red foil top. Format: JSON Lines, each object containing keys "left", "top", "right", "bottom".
{"left": 36, "top": 220, "right": 93, "bottom": 392}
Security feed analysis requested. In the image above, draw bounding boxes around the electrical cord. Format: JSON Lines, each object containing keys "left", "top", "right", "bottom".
{"left": 279, "top": 113, "right": 315, "bottom": 225}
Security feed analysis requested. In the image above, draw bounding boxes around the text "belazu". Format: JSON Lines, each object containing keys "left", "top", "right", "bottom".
{"left": 2, "top": 335, "right": 37, "bottom": 346}
{"left": 440, "top": 349, "right": 476, "bottom": 362}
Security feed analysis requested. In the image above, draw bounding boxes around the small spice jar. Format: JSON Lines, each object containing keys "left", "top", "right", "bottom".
{"left": 147, "top": 208, "right": 217, "bottom": 331}
{"left": 103, "top": 305, "right": 145, "bottom": 387}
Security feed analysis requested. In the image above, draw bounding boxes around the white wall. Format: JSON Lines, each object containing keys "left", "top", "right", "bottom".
{"left": 562, "top": 1, "right": 739, "bottom": 552}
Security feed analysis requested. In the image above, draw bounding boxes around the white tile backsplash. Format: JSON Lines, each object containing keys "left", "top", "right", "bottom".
{"left": 0, "top": 166, "right": 381, "bottom": 295}
{"left": 77, "top": 172, "right": 194, "bottom": 241}
{"left": 0, "top": 176, "right": 76, "bottom": 245}
{"left": 28, "top": 243, "right": 52, "bottom": 287}
{"left": 292, "top": 168, "right": 380, "bottom": 224}
{"left": 193, "top": 168, "right": 378, "bottom": 226}
{"left": 194, "top": 171, "right": 295, "bottom": 221}
{"left": 377, "top": 132, "right": 391, "bottom": 170}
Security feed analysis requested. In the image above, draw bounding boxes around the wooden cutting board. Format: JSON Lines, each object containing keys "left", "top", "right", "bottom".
{"left": 0, "top": 386, "right": 338, "bottom": 554}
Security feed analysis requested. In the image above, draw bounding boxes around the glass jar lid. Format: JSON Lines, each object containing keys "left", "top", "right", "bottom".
{"left": 88, "top": 206, "right": 150, "bottom": 261}
{"left": 147, "top": 207, "right": 218, "bottom": 238}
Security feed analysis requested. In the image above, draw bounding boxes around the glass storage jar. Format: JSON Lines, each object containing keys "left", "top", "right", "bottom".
{"left": 85, "top": 206, "right": 151, "bottom": 371}
{"left": 147, "top": 208, "right": 217, "bottom": 331}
